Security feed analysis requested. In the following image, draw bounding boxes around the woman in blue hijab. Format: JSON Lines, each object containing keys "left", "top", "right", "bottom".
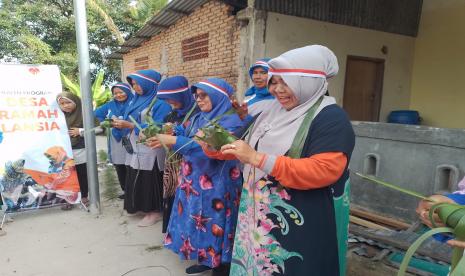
{"left": 95, "top": 82, "right": 133, "bottom": 197}
{"left": 112, "top": 69, "right": 171, "bottom": 227}
{"left": 149, "top": 78, "right": 244, "bottom": 276}
{"left": 244, "top": 58, "right": 274, "bottom": 116}
{"left": 146, "top": 75, "right": 198, "bottom": 233}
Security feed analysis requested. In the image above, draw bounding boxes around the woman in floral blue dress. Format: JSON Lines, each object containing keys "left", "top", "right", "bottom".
{"left": 152, "top": 78, "right": 244, "bottom": 275}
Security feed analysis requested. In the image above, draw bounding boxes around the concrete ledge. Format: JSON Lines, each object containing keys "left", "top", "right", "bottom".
{"left": 352, "top": 121, "right": 465, "bottom": 149}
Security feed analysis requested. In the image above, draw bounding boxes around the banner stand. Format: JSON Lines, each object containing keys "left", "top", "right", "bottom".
{"left": 0, "top": 191, "right": 89, "bottom": 231}
{"left": 0, "top": 64, "right": 84, "bottom": 230}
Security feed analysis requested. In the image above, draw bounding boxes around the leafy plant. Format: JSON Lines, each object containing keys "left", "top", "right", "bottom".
{"left": 101, "top": 165, "right": 120, "bottom": 200}
{"left": 97, "top": 149, "right": 108, "bottom": 163}
{"left": 61, "top": 69, "right": 112, "bottom": 107}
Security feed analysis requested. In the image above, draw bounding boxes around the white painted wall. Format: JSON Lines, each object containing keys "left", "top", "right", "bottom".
{"left": 263, "top": 12, "right": 416, "bottom": 122}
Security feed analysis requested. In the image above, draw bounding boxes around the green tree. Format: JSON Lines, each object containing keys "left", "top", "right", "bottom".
{"left": 0, "top": 0, "right": 167, "bottom": 83}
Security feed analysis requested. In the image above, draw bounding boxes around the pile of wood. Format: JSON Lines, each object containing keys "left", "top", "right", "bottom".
{"left": 349, "top": 205, "right": 411, "bottom": 231}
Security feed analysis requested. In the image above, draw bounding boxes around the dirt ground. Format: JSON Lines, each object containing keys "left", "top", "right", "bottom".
{"left": 1, "top": 136, "right": 193, "bottom": 276}
{"left": 0, "top": 199, "right": 194, "bottom": 276}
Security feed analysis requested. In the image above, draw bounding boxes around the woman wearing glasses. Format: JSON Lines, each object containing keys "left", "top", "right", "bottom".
{"left": 148, "top": 78, "right": 244, "bottom": 276}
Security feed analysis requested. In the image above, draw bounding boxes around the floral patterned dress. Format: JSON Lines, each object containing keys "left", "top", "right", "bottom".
{"left": 231, "top": 105, "right": 355, "bottom": 276}
{"left": 164, "top": 114, "right": 243, "bottom": 268}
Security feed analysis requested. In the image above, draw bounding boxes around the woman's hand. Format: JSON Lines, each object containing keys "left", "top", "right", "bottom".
{"left": 194, "top": 130, "right": 211, "bottom": 149}
{"left": 447, "top": 239, "right": 465, "bottom": 249}
{"left": 146, "top": 134, "right": 176, "bottom": 149}
{"left": 68, "top": 128, "right": 80, "bottom": 137}
{"left": 112, "top": 119, "right": 134, "bottom": 129}
{"left": 416, "top": 195, "right": 453, "bottom": 228}
{"left": 146, "top": 136, "right": 162, "bottom": 149}
{"left": 221, "top": 140, "right": 264, "bottom": 166}
{"left": 231, "top": 96, "right": 248, "bottom": 120}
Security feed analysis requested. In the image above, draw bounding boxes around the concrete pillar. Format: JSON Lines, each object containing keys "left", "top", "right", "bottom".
{"left": 235, "top": 7, "right": 267, "bottom": 102}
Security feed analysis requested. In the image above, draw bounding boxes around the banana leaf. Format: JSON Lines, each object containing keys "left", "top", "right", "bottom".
{"left": 60, "top": 69, "right": 112, "bottom": 107}
{"left": 60, "top": 73, "right": 81, "bottom": 97}
{"left": 128, "top": 115, "right": 172, "bottom": 144}
{"left": 356, "top": 173, "right": 465, "bottom": 276}
{"left": 196, "top": 121, "right": 237, "bottom": 150}
{"left": 91, "top": 69, "right": 105, "bottom": 98}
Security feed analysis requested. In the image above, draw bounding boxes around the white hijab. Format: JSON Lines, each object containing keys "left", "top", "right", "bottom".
{"left": 244, "top": 45, "right": 339, "bottom": 182}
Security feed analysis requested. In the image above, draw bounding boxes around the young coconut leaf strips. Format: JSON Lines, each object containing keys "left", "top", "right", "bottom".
{"left": 356, "top": 173, "right": 465, "bottom": 276}
{"left": 196, "top": 121, "right": 238, "bottom": 151}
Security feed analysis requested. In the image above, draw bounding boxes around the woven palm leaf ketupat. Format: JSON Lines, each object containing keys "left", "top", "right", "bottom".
{"left": 196, "top": 121, "right": 238, "bottom": 150}
{"left": 356, "top": 173, "right": 465, "bottom": 276}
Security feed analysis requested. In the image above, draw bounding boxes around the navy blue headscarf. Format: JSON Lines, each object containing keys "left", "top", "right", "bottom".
{"left": 124, "top": 69, "right": 171, "bottom": 135}
{"left": 157, "top": 76, "right": 195, "bottom": 117}
{"left": 189, "top": 78, "right": 243, "bottom": 136}
{"left": 94, "top": 82, "right": 134, "bottom": 141}
{"left": 124, "top": 69, "right": 161, "bottom": 122}
{"left": 245, "top": 58, "right": 274, "bottom": 105}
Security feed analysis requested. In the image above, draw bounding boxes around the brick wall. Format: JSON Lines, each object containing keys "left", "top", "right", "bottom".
{"left": 122, "top": 0, "right": 241, "bottom": 89}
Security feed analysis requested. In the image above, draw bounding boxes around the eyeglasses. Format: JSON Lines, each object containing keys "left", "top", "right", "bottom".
{"left": 194, "top": 92, "right": 208, "bottom": 101}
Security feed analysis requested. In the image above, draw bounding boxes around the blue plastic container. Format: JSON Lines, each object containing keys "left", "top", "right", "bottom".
{"left": 388, "top": 110, "right": 421, "bottom": 125}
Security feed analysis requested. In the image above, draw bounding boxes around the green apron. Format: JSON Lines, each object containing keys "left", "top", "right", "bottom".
{"left": 334, "top": 180, "right": 351, "bottom": 276}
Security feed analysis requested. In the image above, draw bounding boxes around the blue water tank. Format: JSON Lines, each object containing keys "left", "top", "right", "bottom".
{"left": 388, "top": 110, "right": 421, "bottom": 125}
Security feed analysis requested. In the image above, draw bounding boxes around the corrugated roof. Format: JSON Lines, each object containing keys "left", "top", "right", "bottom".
{"left": 108, "top": 0, "right": 249, "bottom": 59}
{"left": 108, "top": 0, "right": 422, "bottom": 59}
{"left": 254, "top": 0, "right": 422, "bottom": 37}
{"left": 107, "top": 0, "right": 210, "bottom": 59}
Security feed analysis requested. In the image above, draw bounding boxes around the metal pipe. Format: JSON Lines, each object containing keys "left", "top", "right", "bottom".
{"left": 73, "top": 0, "right": 101, "bottom": 214}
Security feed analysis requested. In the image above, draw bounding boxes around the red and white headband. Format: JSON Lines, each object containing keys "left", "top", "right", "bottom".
{"left": 269, "top": 68, "right": 327, "bottom": 79}
{"left": 253, "top": 61, "right": 269, "bottom": 68}
{"left": 197, "top": 81, "right": 229, "bottom": 98}
{"left": 157, "top": 86, "right": 189, "bottom": 95}
{"left": 130, "top": 73, "right": 160, "bottom": 84}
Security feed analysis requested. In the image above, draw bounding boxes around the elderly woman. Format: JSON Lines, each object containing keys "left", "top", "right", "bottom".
{"left": 146, "top": 75, "right": 198, "bottom": 233}
{"left": 221, "top": 45, "right": 355, "bottom": 275}
{"left": 94, "top": 82, "right": 133, "bottom": 198}
{"left": 112, "top": 69, "right": 171, "bottom": 226}
{"left": 244, "top": 58, "right": 274, "bottom": 116}
{"left": 150, "top": 78, "right": 244, "bottom": 276}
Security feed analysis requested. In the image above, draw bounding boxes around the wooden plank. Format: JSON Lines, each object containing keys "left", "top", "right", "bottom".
{"left": 349, "top": 215, "right": 390, "bottom": 231}
{"left": 349, "top": 224, "right": 451, "bottom": 263}
{"left": 351, "top": 207, "right": 411, "bottom": 230}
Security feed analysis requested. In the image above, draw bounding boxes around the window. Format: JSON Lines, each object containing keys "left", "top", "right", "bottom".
{"left": 182, "top": 33, "right": 209, "bottom": 62}
{"left": 134, "top": 56, "right": 149, "bottom": 70}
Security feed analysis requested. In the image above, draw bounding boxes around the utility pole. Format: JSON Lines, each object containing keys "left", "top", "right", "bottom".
{"left": 73, "top": 0, "right": 101, "bottom": 214}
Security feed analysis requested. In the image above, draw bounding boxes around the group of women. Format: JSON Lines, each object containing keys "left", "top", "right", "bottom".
{"left": 86, "top": 45, "right": 355, "bottom": 275}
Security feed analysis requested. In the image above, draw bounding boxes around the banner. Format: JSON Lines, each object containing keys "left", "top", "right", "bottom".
{"left": 0, "top": 65, "right": 80, "bottom": 212}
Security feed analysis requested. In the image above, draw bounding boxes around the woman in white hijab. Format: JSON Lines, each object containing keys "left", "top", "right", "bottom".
{"left": 222, "top": 45, "right": 355, "bottom": 275}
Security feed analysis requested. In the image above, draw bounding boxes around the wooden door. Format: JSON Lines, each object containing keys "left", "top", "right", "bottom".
{"left": 343, "top": 56, "right": 384, "bottom": 121}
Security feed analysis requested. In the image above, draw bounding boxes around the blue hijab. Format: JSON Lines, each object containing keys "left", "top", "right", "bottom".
{"left": 189, "top": 78, "right": 243, "bottom": 136}
{"left": 124, "top": 69, "right": 161, "bottom": 122}
{"left": 95, "top": 83, "right": 133, "bottom": 120}
{"left": 245, "top": 58, "right": 274, "bottom": 105}
{"left": 95, "top": 82, "right": 134, "bottom": 141}
{"left": 157, "top": 76, "right": 195, "bottom": 117}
